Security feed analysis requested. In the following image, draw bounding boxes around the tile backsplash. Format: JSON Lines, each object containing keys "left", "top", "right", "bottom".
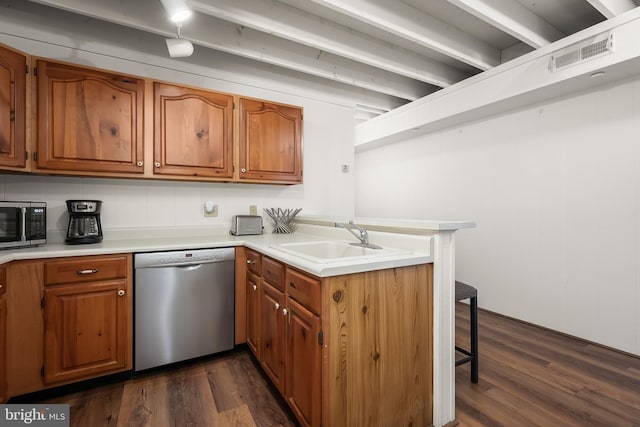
{"left": 1, "top": 174, "right": 306, "bottom": 233}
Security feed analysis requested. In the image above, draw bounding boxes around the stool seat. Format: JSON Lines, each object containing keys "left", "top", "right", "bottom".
{"left": 455, "top": 280, "right": 478, "bottom": 383}
{"left": 455, "top": 280, "right": 477, "bottom": 301}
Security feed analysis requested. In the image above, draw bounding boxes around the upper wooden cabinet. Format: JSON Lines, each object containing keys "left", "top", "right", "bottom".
{"left": 35, "top": 60, "right": 144, "bottom": 174}
{"left": 0, "top": 42, "right": 304, "bottom": 184}
{"left": 239, "top": 98, "right": 303, "bottom": 183}
{"left": 0, "top": 43, "right": 27, "bottom": 169}
{"left": 154, "top": 82, "right": 233, "bottom": 178}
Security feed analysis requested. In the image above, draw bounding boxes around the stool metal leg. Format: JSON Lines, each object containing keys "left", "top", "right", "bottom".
{"left": 470, "top": 295, "right": 478, "bottom": 383}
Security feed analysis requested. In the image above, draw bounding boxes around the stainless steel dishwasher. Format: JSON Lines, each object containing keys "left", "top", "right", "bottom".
{"left": 134, "top": 248, "right": 235, "bottom": 371}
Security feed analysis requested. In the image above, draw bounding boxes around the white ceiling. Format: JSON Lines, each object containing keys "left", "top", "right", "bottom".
{"left": 26, "top": 0, "right": 640, "bottom": 119}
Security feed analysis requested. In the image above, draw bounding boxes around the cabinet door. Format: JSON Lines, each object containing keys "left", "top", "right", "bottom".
{"left": 286, "top": 297, "right": 321, "bottom": 427}
{"left": 44, "top": 279, "right": 129, "bottom": 384}
{"left": 239, "top": 98, "right": 302, "bottom": 183}
{"left": 260, "top": 282, "right": 285, "bottom": 393}
{"left": 36, "top": 60, "right": 144, "bottom": 174}
{"left": 0, "top": 297, "right": 6, "bottom": 403}
{"left": 0, "top": 43, "right": 27, "bottom": 168}
{"left": 154, "top": 82, "right": 233, "bottom": 178}
{"left": 246, "top": 271, "right": 261, "bottom": 357}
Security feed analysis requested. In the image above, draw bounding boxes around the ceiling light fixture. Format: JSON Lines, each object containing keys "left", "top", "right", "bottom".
{"left": 159, "top": 0, "right": 192, "bottom": 23}
{"left": 166, "top": 25, "right": 194, "bottom": 58}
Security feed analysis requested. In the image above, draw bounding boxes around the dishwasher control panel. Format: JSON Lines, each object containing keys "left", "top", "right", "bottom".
{"left": 135, "top": 247, "right": 235, "bottom": 268}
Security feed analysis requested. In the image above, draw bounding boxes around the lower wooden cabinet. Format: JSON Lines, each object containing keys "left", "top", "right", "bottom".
{"left": 43, "top": 254, "right": 132, "bottom": 385}
{"left": 3, "top": 254, "right": 132, "bottom": 399}
{"left": 243, "top": 252, "right": 322, "bottom": 427}
{"left": 260, "top": 282, "right": 286, "bottom": 394}
{"left": 246, "top": 271, "right": 261, "bottom": 356}
{"left": 286, "top": 297, "right": 321, "bottom": 427}
{"left": 0, "top": 266, "right": 5, "bottom": 402}
{"left": 43, "top": 279, "right": 129, "bottom": 384}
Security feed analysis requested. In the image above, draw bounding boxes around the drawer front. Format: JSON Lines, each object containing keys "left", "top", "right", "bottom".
{"left": 286, "top": 268, "right": 321, "bottom": 315}
{"left": 246, "top": 249, "right": 262, "bottom": 275}
{"left": 262, "top": 256, "right": 285, "bottom": 291}
{"left": 44, "top": 255, "right": 129, "bottom": 285}
{"left": 0, "top": 266, "right": 5, "bottom": 295}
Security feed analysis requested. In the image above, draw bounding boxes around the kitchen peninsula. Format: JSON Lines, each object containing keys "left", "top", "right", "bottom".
{"left": 0, "top": 216, "right": 474, "bottom": 427}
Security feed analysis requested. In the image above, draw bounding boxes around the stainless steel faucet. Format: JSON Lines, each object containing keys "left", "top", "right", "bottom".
{"left": 335, "top": 220, "right": 382, "bottom": 249}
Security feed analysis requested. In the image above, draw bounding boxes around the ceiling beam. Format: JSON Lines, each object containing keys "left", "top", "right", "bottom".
{"left": 587, "top": 0, "right": 637, "bottom": 18}
{"left": 308, "top": 0, "right": 500, "bottom": 70}
{"left": 26, "top": 0, "right": 432, "bottom": 100}
{"left": 447, "top": 0, "right": 565, "bottom": 48}
{"left": 188, "top": 0, "right": 470, "bottom": 87}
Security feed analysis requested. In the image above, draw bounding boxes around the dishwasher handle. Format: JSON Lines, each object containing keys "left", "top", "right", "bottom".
{"left": 176, "top": 264, "right": 204, "bottom": 271}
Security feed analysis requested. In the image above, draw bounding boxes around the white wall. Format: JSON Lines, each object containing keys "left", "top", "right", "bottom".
{"left": 0, "top": 1, "right": 370, "bottom": 233}
{"left": 355, "top": 75, "right": 640, "bottom": 356}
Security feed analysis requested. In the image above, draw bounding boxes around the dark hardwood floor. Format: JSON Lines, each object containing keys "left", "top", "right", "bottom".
{"left": 35, "top": 351, "right": 297, "bottom": 427}
{"left": 21, "top": 304, "right": 640, "bottom": 426}
{"left": 455, "top": 303, "right": 640, "bottom": 427}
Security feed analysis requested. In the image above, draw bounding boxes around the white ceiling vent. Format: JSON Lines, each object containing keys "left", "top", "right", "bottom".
{"left": 548, "top": 32, "right": 614, "bottom": 72}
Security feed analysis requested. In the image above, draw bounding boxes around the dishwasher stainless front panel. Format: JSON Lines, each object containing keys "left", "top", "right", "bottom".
{"left": 134, "top": 248, "right": 235, "bottom": 371}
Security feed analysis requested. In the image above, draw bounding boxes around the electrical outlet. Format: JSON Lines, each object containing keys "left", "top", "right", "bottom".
{"left": 249, "top": 205, "right": 258, "bottom": 216}
{"left": 204, "top": 201, "right": 218, "bottom": 217}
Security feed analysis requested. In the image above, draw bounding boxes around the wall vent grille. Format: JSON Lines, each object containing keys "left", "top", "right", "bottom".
{"left": 549, "top": 32, "right": 614, "bottom": 72}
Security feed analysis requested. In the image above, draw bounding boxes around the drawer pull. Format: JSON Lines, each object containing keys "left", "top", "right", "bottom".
{"left": 118, "top": 290, "right": 126, "bottom": 297}
{"left": 77, "top": 269, "right": 99, "bottom": 275}
{"left": 252, "top": 284, "right": 257, "bottom": 291}
{"left": 274, "top": 302, "right": 280, "bottom": 310}
{"left": 247, "top": 260, "right": 255, "bottom": 264}
{"left": 282, "top": 308, "right": 289, "bottom": 316}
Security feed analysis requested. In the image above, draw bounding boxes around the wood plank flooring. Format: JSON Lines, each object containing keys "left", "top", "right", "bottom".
{"left": 455, "top": 303, "right": 640, "bottom": 427}
{"left": 32, "top": 352, "right": 297, "bottom": 427}
{"left": 13, "top": 303, "right": 640, "bottom": 426}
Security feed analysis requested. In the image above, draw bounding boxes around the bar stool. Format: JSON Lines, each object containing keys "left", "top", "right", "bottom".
{"left": 455, "top": 280, "right": 478, "bottom": 383}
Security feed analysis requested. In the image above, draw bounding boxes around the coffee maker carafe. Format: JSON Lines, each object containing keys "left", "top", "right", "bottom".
{"left": 65, "top": 200, "right": 103, "bottom": 244}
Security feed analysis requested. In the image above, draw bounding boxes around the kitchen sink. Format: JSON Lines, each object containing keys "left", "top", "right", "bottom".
{"left": 271, "top": 241, "right": 408, "bottom": 263}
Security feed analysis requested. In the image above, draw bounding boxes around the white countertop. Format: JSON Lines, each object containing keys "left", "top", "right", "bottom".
{"left": 0, "top": 222, "right": 439, "bottom": 277}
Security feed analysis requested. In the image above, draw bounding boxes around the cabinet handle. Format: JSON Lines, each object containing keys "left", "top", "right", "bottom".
{"left": 246, "top": 260, "right": 255, "bottom": 265}
{"left": 154, "top": 162, "right": 161, "bottom": 168}
{"left": 282, "top": 308, "right": 289, "bottom": 316}
{"left": 118, "top": 290, "right": 125, "bottom": 297}
{"left": 136, "top": 161, "right": 143, "bottom": 167}
{"left": 77, "top": 269, "right": 99, "bottom": 275}
{"left": 274, "top": 302, "right": 280, "bottom": 310}
{"left": 241, "top": 168, "right": 247, "bottom": 173}
{"left": 252, "top": 284, "right": 257, "bottom": 291}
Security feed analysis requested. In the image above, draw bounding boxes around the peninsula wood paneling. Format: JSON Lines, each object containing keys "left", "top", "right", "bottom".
{"left": 323, "top": 263, "right": 433, "bottom": 427}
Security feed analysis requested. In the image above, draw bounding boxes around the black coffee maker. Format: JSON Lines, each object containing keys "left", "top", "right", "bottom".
{"left": 65, "top": 200, "right": 103, "bottom": 244}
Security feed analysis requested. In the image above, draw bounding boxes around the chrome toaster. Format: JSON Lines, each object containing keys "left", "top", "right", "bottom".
{"left": 230, "top": 215, "right": 264, "bottom": 235}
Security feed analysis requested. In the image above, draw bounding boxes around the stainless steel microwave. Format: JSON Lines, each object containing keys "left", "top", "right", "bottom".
{"left": 0, "top": 201, "right": 47, "bottom": 249}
